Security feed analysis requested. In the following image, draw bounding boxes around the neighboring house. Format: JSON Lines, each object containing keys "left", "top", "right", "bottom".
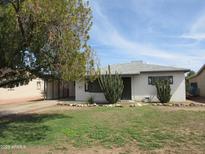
{"left": 188, "top": 64, "right": 205, "bottom": 97}
{"left": 0, "top": 78, "right": 44, "bottom": 103}
{"left": 0, "top": 77, "right": 74, "bottom": 103}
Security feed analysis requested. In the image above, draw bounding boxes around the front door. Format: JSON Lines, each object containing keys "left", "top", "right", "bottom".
{"left": 121, "top": 77, "right": 131, "bottom": 100}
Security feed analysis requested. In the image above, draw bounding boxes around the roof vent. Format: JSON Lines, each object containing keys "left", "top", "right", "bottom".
{"left": 131, "top": 60, "right": 143, "bottom": 64}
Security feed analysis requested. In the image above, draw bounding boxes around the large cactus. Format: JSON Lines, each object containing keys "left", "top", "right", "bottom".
{"left": 155, "top": 80, "right": 172, "bottom": 103}
{"left": 98, "top": 65, "right": 124, "bottom": 104}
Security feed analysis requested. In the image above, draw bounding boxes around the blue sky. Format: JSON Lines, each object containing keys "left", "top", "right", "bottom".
{"left": 88, "top": 0, "right": 205, "bottom": 71}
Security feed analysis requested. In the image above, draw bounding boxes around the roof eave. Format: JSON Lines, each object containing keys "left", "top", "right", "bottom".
{"left": 140, "top": 69, "right": 190, "bottom": 73}
{"left": 100, "top": 73, "right": 140, "bottom": 76}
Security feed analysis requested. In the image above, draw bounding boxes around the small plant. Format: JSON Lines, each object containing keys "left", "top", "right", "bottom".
{"left": 98, "top": 65, "right": 124, "bottom": 104}
{"left": 87, "top": 96, "right": 94, "bottom": 104}
{"left": 155, "top": 80, "right": 172, "bottom": 103}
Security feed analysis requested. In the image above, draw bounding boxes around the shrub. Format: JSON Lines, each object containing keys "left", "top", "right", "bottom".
{"left": 87, "top": 96, "right": 94, "bottom": 104}
{"left": 98, "top": 65, "right": 124, "bottom": 104}
{"left": 155, "top": 80, "right": 172, "bottom": 103}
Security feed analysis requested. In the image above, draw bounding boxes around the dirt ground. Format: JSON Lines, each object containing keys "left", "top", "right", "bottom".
{"left": 0, "top": 96, "right": 44, "bottom": 105}
{"left": 0, "top": 100, "right": 57, "bottom": 117}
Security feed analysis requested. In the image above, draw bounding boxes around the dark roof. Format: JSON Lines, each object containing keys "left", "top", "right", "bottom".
{"left": 101, "top": 61, "right": 190, "bottom": 75}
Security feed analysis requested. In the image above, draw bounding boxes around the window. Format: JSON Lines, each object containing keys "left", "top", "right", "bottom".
{"left": 148, "top": 76, "right": 173, "bottom": 85}
{"left": 190, "top": 82, "right": 198, "bottom": 89}
{"left": 85, "top": 80, "right": 103, "bottom": 92}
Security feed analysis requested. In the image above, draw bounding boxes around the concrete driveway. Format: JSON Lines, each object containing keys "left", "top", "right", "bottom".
{"left": 0, "top": 100, "right": 57, "bottom": 117}
{"left": 188, "top": 97, "right": 205, "bottom": 104}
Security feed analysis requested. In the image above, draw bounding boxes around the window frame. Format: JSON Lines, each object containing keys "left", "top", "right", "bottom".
{"left": 148, "top": 76, "right": 173, "bottom": 85}
{"left": 85, "top": 80, "right": 103, "bottom": 93}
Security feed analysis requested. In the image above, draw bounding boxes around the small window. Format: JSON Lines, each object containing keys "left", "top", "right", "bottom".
{"left": 190, "top": 82, "right": 198, "bottom": 89}
{"left": 148, "top": 76, "right": 173, "bottom": 85}
{"left": 85, "top": 80, "right": 102, "bottom": 92}
{"left": 37, "top": 81, "right": 41, "bottom": 90}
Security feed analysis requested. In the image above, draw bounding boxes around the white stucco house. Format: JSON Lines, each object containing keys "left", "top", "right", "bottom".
{"left": 46, "top": 61, "right": 189, "bottom": 102}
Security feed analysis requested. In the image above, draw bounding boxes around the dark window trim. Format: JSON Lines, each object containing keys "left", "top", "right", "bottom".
{"left": 85, "top": 80, "right": 103, "bottom": 93}
{"left": 148, "top": 76, "right": 173, "bottom": 85}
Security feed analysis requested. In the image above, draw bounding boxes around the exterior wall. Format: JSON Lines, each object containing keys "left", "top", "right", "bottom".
{"left": 0, "top": 78, "right": 44, "bottom": 101}
{"left": 132, "top": 72, "right": 186, "bottom": 102}
{"left": 189, "top": 69, "right": 205, "bottom": 97}
{"left": 75, "top": 81, "right": 106, "bottom": 102}
{"left": 69, "top": 82, "right": 75, "bottom": 97}
{"left": 75, "top": 71, "right": 186, "bottom": 102}
{"left": 46, "top": 80, "right": 75, "bottom": 99}
{"left": 46, "top": 80, "right": 53, "bottom": 99}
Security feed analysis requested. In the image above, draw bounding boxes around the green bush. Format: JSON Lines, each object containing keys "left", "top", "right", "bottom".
{"left": 87, "top": 96, "right": 94, "bottom": 104}
{"left": 155, "top": 80, "right": 172, "bottom": 103}
{"left": 98, "top": 65, "right": 124, "bottom": 104}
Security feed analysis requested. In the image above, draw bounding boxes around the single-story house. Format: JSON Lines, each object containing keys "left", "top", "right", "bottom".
{"left": 46, "top": 61, "right": 189, "bottom": 102}
{"left": 188, "top": 64, "right": 205, "bottom": 97}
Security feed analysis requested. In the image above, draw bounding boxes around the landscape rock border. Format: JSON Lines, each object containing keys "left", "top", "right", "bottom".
{"left": 151, "top": 102, "right": 205, "bottom": 107}
{"left": 57, "top": 103, "right": 125, "bottom": 108}
{"left": 57, "top": 103, "right": 98, "bottom": 107}
{"left": 57, "top": 102, "right": 205, "bottom": 108}
{"left": 57, "top": 102, "right": 147, "bottom": 108}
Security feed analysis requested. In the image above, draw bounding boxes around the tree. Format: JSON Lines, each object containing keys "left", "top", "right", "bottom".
{"left": 98, "top": 66, "right": 124, "bottom": 104}
{"left": 0, "top": 0, "right": 95, "bottom": 88}
{"left": 155, "top": 80, "right": 172, "bottom": 103}
{"left": 186, "top": 70, "right": 196, "bottom": 79}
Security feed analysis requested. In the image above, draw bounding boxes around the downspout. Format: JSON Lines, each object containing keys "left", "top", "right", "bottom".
{"left": 44, "top": 79, "right": 46, "bottom": 100}
{"left": 52, "top": 80, "right": 54, "bottom": 99}
{"left": 58, "top": 80, "right": 60, "bottom": 99}
{"left": 63, "top": 81, "right": 64, "bottom": 98}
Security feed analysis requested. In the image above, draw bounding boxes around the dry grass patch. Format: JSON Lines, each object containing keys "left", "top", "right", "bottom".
{"left": 0, "top": 106, "right": 204, "bottom": 153}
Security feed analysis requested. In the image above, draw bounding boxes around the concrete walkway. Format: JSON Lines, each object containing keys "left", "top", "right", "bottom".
{"left": 0, "top": 100, "right": 57, "bottom": 117}
{"left": 188, "top": 97, "right": 205, "bottom": 104}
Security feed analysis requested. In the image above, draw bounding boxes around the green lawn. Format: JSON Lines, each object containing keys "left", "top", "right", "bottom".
{"left": 0, "top": 106, "right": 205, "bottom": 153}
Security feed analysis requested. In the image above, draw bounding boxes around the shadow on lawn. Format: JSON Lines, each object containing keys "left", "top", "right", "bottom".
{"left": 0, "top": 113, "right": 71, "bottom": 144}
